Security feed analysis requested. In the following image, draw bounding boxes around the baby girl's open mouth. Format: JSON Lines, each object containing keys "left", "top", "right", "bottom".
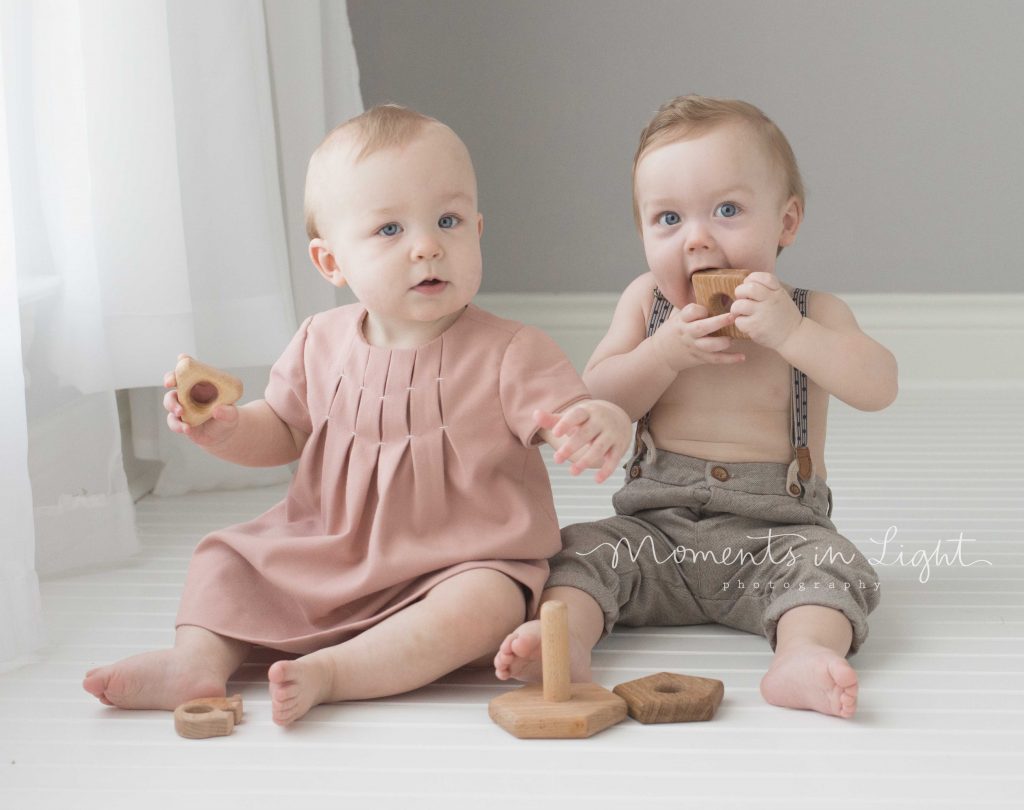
{"left": 412, "top": 278, "right": 448, "bottom": 295}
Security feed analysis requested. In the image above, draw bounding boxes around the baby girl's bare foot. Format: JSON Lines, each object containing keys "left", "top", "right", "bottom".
{"left": 493, "top": 619, "right": 592, "bottom": 684}
{"left": 82, "top": 649, "right": 225, "bottom": 711}
{"left": 268, "top": 656, "right": 335, "bottom": 726}
{"left": 759, "top": 643, "right": 859, "bottom": 719}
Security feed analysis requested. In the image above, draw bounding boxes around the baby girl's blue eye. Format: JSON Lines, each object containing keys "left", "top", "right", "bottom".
{"left": 438, "top": 214, "right": 460, "bottom": 229}
{"left": 377, "top": 223, "right": 402, "bottom": 237}
{"left": 716, "top": 203, "right": 739, "bottom": 218}
{"left": 657, "top": 211, "right": 681, "bottom": 226}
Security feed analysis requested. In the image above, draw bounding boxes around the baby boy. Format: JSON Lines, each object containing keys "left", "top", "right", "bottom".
{"left": 495, "top": 95, "right": 898, "bottom": 719}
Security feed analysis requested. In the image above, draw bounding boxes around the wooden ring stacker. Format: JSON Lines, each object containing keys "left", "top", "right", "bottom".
{"left": 691, "top": 268, "right": 752, "bottom": 339}
{"left": 174, "top": 695, "right": 244, "bottom": 739}
{"left": 175, "top": 355, "right": 244, "bottom": 426}
{"left": 489, "top": 601, "right": 627, "bottom": 738}
{"left": 612, "top": 672, "right": 724, "bottom": 724}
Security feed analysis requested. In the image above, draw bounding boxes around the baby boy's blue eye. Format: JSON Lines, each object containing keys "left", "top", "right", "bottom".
{"left": 377, "top": 223, "right": 402, "bottom": 237}
{"left": 657, "top": 211, "right": 681, "bottom": 226}
{"left": 438, "top": 214, "right": 459, "bottom": 229}
{"left": 716, "top": 203, "right": 739, "bottom": 218}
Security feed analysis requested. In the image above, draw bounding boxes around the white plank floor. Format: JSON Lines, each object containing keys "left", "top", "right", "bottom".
{"left": 2, "top": 387, "right": 1023, "bottom": 809}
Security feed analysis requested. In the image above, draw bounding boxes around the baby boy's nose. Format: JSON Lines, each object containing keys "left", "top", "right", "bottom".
{"left": 685, "top": 223, "right": 714, "bottom": 253}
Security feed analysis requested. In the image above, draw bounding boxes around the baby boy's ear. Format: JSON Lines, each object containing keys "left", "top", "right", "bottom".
{"left": 778, "top": 195, "right": 803, "bottom": 249}
{"left": 477, "top": 213, "right": 484, "bottom": 237}
{"left": 308, "top": 239, "right": 347, "bottom": 287}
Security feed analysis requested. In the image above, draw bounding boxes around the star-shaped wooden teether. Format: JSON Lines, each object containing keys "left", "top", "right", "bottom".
{"left": 175, "top": 356, "right": 244, "bottom": 426}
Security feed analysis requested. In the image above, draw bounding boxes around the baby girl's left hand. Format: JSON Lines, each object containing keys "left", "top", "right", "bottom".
{"left": 535, "top": 400, "right": 632, "bottom": 484}
{"left": 730, "top": 272, "right": 803, "bottom": 351}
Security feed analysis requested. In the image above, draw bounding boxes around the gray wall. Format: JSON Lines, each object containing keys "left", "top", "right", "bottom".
{"left": 348, "top": 0, "right": 1023, "bottom": 294}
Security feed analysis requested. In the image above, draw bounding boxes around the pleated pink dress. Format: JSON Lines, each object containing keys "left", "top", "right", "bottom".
{"left": 175, "top": 303, "right": 590, "bottom": 654}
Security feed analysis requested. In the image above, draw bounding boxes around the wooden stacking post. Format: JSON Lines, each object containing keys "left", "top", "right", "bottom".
{"left": 489, "top": 601, "right": 627, "bottom": 739}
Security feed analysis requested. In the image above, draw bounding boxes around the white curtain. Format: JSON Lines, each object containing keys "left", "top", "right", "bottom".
{"left": 1, "top": 0, "right": 361, "bottom": 670}
{"left": 1, "top": 36, "right": 46, "bottom": 672}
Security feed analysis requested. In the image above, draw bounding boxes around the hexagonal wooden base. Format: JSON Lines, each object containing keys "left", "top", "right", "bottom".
{"left": 175, "top": 356, "right": 244, "bottom": 426}
{"left": 612, "top": 672, "right": 723, "bottom": 724}
{"left": 489, "top": 682, "right": 627, "bottom": 739}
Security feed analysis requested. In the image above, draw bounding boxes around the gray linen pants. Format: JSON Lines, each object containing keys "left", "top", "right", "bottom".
{"left": 547, "top": 448, "right": 881, "bottom": 654}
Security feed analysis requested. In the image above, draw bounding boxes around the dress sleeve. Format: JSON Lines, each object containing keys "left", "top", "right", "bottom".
{"left": 499, "top": 324, "right": 591, "bottom": 447}
{"left": 264, "top": 315, "right": 314, "bottom": 435}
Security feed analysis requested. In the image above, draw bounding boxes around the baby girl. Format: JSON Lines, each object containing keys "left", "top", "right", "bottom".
{"left": 83, "top": 104, "right": 631, "bottom": 725}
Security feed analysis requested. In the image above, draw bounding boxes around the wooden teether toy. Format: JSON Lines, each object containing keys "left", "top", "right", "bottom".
{"left": 174, "top": 694, "right": 244, "bottom": 739}
{"left": 174, "top": 355, "right": 244, "bottom": 426}
{"left": 612, "top": 671, "right": 724, "bottom": 724}
{"left": 691, "top": 269, "right": 752, "bottom": 339}
{"left": 489, "top": 601, "right": 627, "bottom": 738}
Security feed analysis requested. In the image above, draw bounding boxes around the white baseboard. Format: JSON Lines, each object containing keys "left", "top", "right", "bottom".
{"left": 475, "top": 292, "right": 1024, "bottom": 385}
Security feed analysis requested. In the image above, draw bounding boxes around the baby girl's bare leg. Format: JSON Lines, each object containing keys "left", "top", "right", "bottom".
{"left": 760, "top": 604, "right": 859, "bottom": 719}
{"left": 82, "top": 625, "right": 250, "bottom": 711}
{"left": 493, "top": 585, "right": 604, "bottom": 684}
{"left": 267, "top": 568, "right": 526, "bottom": 726}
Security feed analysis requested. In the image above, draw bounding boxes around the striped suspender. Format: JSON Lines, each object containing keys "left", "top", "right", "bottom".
{"left": 634, "top": 286, "right": 813, "bottom": 497}
{"left": 786, "top": 288, "right": 814, "bottom": 497}
{"left": 631, "top": 287, "right": 674, "bottom": 460}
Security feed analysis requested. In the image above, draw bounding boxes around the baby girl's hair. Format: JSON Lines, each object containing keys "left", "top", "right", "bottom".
{"left": 304, "top": 103, "right": 440, "bottom": 240}
{"left": 631, "top": 95, "right": 806, "bottom": 235}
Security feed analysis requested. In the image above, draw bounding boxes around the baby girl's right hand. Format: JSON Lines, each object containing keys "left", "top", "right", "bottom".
{"left": 651, "top": 304, "right": 746, "bottom": 371}
{"left": 163, "top": 354, "right": 240, "bottom": 447}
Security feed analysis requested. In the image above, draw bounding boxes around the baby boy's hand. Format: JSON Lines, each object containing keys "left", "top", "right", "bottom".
{"left": 651, "top": 303, "right": 746, "bottom": 371}
{"left": 730, "top": 272, "right": 803, "bottom": 351}
{"left": 163, "top": 354, "right": 240, "bottom": 447}
{"left": 534, "top": 400, "right": 632, "bottom": 484}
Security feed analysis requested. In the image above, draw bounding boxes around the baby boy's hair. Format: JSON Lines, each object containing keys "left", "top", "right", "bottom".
{"left": 304, "top": 103, "right": 440, "bottom": 240}
{"left": 631, "top": 95, "right": 806, "bottom": 235}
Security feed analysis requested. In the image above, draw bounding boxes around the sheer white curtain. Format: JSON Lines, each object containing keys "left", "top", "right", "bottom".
{"left": 1, "top": 0, "right": 361, "bottom": 670}
{"left": 1, "top": 39, "right": 46, "bottom": 672}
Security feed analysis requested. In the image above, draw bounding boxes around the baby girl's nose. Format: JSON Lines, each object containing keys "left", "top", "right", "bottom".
{"left": 412, "top": 239, "right": 442, "bottom": 260}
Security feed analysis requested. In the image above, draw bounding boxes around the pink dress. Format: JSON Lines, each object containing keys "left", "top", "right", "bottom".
{"left": 175, "top": 304, "right": 590, "bottom": 654}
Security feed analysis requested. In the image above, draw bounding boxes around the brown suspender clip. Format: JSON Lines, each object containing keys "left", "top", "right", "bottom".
{"left": 796, "top": 446, "right": 813, "bottom": 482}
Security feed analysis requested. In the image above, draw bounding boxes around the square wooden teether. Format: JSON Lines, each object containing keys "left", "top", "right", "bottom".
{"left": 612, "top": 672, "right": 724, "bottom": 724}
{"left": 174, "top": 694, "right": 244, "bottom": 739}
{"left": 175, "top": 356, "right": 244, "bottom": 426}
{"left": 691, "top": 269, "right": 752, "bottom": 339}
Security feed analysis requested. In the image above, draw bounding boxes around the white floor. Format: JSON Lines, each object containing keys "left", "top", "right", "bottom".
{"left": 1, "top": 387, "right": 1022, "bottom": 809}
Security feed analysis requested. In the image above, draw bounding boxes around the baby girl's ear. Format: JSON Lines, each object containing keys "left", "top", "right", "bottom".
{"left": 477, "top": 213, "right": 484, "bottom": 237}
{"left": 308, "top": 239, "right": 347, "bottom": 287}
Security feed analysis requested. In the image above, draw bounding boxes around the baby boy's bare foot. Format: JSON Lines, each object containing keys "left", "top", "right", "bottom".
{"left": 268, "top": 656, "right": 335, "bottom": 726}
{"left": 759, "top": 642, "right": 859, "bottom": 719}
{"left": 82, "top": 648, "right": 225, "bottom": 711}
{"left": 493, "top": 619, "right": 592, "bottom": 684}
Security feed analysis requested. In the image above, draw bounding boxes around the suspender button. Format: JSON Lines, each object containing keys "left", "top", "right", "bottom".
{"left": 629, "top": 464, "right": 642, "bottom": 479}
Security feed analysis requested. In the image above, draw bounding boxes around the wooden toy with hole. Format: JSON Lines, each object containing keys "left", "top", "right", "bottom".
{"left": 613, "top": 671, "right": 724, "bottom": 724}
{"left": 691, "top": 268, "right": 752, "bottom": 339}
{"left": 174, "top": 694, "right": 244, "bottom": 739}
{"left": 174, "top": 355, "right": 244, "bottom": 426}
{"left": 489, "top": 600, "right": 628, "bottom": 738}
